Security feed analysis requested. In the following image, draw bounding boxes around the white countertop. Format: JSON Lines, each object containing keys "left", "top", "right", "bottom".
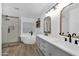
{"left": 37, "top": 34, "right": 79, "bottom": 56}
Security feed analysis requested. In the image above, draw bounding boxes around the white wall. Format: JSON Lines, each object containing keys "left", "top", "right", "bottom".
{"left": 40, "top": 3, "right": 70, "bottom": 37}
{"left": 0, "top": 3, "right": 2, "bottom": 55}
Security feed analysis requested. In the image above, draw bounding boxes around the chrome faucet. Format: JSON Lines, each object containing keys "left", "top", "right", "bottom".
{"left": 68, "top": 34, "right": 72, "bottom": 43}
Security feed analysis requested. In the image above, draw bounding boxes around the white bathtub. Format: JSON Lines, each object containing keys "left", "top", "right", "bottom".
{"left": 21, "top": 33, "right": 36, "bottom": 44}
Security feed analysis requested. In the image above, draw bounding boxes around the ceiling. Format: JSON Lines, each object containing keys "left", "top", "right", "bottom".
{"left": 2, "top": 3, "right": 56, "bottom": 18}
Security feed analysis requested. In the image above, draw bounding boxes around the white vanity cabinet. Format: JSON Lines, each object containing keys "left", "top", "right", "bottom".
{"left": 36, "top": 37, "right": 49, "bottom": 56}
{"left": 36, "top": 36, "right": 71, "bottom": 56}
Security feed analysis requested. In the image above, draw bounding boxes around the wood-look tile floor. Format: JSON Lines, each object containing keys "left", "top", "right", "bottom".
{"left": 2, "top": 42, "right": 44, "bottom": 56}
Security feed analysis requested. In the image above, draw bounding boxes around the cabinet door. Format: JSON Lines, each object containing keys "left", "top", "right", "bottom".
{"left": 41, "top": 43, "right": 48, "bottom": 55}
{"left": 45, "top": 42, "right": 56, "bottom": 56}
{"left": 53, "top": 47, "right": 71, "bottom": 56}
{"left": 48, "top": 43, "right": 56, "bottom": 56}
{"left": 47, "top": 43, "right": 71, "bottom": 56}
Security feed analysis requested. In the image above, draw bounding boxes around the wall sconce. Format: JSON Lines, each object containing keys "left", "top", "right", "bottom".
{"left": 36, "top": 18, "right": 40, "bottom": 28}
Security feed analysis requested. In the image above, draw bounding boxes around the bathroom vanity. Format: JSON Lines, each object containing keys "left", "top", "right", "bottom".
{"left": 36, "top": 35, "right": 79, "bottom": 56}
{"left": 36, "top": 3, "right": 79, "bottom": 56}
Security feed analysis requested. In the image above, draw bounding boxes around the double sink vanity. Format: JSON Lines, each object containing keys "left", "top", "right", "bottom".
{"left": 36, "top": 35, "right": 79, "bottom": 56}
{"left": 36, "top": 3, "right": 79, "bottom": 56}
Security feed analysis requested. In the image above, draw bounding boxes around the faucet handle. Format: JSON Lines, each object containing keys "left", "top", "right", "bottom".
{"left": 65, "top": 38, "right": 67, "bottom": 41}
{"left": 75, "top": 40, "right": 79, "bottom": 44}
{"left": 75, "top": 40, "right": 78, "bottom": 44}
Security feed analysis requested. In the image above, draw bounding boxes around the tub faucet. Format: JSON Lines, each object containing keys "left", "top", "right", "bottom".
{"left": 68, "top": 34, "right": 72, "bottom": 43}
{"left": 29, "top": 31, "right": 33, "bottom": 36}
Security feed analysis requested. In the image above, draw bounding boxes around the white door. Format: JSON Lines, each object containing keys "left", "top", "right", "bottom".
{"left": 2, "top": 16, "right": 19, "bottom": 44}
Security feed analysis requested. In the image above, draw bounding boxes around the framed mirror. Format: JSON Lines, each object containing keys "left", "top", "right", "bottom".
{"left": 60, "top": 3, "right": 79, "bottom": 38}
{"left": 44, "top": 16, "right": 51, "bottom": 35}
